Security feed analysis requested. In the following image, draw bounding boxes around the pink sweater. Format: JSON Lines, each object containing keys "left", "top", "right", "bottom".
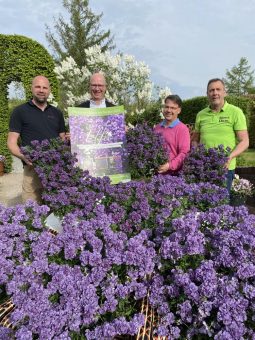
{"left": 154, "top": 120, "right": 190, "bottom": 173}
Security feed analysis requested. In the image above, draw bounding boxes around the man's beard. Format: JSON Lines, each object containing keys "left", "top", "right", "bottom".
{"left": 33, "top": 95, "right": 47, "bottom": 104}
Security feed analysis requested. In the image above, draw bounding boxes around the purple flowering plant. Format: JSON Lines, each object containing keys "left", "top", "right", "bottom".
{"left": 0, "top": 155, "right": 6, "bottom": 163}
{"left": 21, "top": 138, "right": 228, "bottom": 222}
{"left": 126, "top": 123, "right": 168, "bottom": 179}
{"left": 21, "top": 138, "right": 110, "bottom": 217}
{"left": 102, "top": 175, "right": 228, "bottom": 238}
{"left": 0, "top": 202, "right": 154, "bottom": 339}
{"left": 150, "top": 205, "right": 255, "bottom": 339}
{"left": 1, "top": 201, "right": 255, "bottom": 338}
{"left": 2, "top": 138, "right": 254, "bottom": 339}
{"left": 182, "top": 144, "right": 230, "bottom": 187}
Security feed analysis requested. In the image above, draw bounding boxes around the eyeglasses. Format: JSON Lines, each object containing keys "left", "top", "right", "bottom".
{"left": 90, "top": 84, "right": 105, "bottom": 88}
{"left": 163, "top": 105, "right": 179, "bottom": 110}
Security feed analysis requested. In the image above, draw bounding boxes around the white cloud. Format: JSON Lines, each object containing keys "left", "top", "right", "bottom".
{"left": 1, "top": 0, "right": 255, "bottom": 98}
{"left": 91, "top": 0, "right": 255, "bottom": 97}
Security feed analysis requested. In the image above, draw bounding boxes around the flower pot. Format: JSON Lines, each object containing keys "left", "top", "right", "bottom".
{"left": 230, "top": 194, "right": 247, "bottom": 207}
{"left": 0, "top": 161, "right": 4, "bottom": 176}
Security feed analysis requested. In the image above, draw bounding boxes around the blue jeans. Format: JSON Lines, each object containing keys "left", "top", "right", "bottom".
{"left": 227, "top": 169, "right": 235, "bottom": 194}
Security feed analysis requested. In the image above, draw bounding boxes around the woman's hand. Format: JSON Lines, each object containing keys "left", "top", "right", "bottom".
{"left": 158, "top": 162, "right": 170, "bottom": 173}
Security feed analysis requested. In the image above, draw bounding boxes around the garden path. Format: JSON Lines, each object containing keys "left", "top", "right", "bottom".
{"left": 0, "top": 172, "right": 22, "bottom": 207}
{"left": 0, "top": 156, "right": 22, "bottom": 207}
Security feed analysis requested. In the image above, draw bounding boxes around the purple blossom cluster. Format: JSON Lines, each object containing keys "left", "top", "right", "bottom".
{"left": 1, "top": 138, "right": 253, "bottom": 339}
{"left": 149, "top": 205, "right": 255, "bottom": 339}
{"left": 21, "top": 139, "right": 228, "bottom": 220}
{"left": 126, "top": 123, "right": 168, "bottom": 179}
{"left": 182, "top": 144, "right": 230, "bottom": 186}
{"left": 0, "top": 326, "right": 12, "bottom": 340}
{"left": 103, "top": 175, "right": 228, "bottom": 237}
{"left": 21, "top": 138, "right": 110, "bottom": 217}
{"left": 1, "top": 202, "right": 255, "bottom": 338}
{"left": 0, "top": 203, "right": 154, "bottom": 339}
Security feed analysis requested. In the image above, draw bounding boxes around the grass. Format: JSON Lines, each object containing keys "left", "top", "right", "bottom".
{"left": 237, "top": 148, "right": 255, "bottom": 167}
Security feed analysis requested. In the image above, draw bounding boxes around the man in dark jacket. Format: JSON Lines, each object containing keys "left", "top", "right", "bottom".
{"left": 78, "top": 72, "right": 115, "bottom": 108}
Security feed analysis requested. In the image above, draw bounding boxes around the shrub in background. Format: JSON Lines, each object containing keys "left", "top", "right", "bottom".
{"left": 125, "top": 100, "right": 162, "bottom": 127}
{"left": 247, "top": 99, "right": 255, "bottom": 148}
{"left": 181, "top": 96, "right": 208, "bottom": 125}
{"left": 236, "top": 153, "right": 255, "bottom": 167}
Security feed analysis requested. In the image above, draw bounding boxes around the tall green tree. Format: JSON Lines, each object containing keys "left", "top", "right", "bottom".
{"left": 45, "top": 0, "right": 114, "bottom": 67}
{"left": 223, "top": 57, "right": 254, "bottom": 96}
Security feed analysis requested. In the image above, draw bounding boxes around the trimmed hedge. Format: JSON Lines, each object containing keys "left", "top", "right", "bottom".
{"left": 247, "top": 98, "right": 255, "bottom": 148}
{"left": 0, "top": 34, "right": 59, "bottom": 172}
{"left": 181, "top": 96, "right": 208, "bottom": 125}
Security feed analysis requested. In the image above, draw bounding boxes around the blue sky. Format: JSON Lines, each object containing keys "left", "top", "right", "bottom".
{"left": 1, "top": 0, "right": 255, "bottom": 99}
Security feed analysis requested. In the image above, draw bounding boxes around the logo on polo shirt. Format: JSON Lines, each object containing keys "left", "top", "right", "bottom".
{"left": 219, "top": 116, "right": 230, "bottom": 123}
{"left": 47, "top": 114, "right": 56, "bottom": 120}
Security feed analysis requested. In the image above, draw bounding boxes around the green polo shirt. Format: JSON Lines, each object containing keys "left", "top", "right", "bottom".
{"left": 195, "top": 101, "right": 247, "bottom": 170}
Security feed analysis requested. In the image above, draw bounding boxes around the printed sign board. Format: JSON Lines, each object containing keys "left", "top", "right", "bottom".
{"left": 68, "top": 106, "right": 130, "bottom": 184}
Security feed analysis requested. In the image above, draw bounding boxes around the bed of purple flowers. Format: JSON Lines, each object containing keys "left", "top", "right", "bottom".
{"left": 182, "top": 144, "right": 231, "bottom": 187}
{"left": 126, "top": 123, "right": 169, "bottom": 179}
{"left": 0, "top": 131, "right": 255, "bottom": 339}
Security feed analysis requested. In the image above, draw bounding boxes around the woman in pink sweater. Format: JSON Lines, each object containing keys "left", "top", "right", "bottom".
{"left": 154, "top": 95, "right": 190, "bottom": 175}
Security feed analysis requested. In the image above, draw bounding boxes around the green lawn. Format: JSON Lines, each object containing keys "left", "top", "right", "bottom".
{"left": 237, "top": 148, "right": 255, "bottom": 167}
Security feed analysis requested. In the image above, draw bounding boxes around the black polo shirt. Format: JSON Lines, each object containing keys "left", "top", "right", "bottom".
{"left": 9, "top": 100, "right": 66, "bottom": 146}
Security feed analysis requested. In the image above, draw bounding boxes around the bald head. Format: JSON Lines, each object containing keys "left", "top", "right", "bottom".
{"left": 32, "top": 75, "right": 50, "bottom": 87}
{"left": 89, "top": 73, "right": 107, "bottom": 103}
{"left": 90, "top": 73, "right": 106, "bottom": 86}
{"left": 31, "top": 75, "right": 51, "bottom": 106}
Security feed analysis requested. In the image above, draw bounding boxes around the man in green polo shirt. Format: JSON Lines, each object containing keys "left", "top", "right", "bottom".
{"left": 193, "top": 78, "right": 249, "bottom": 192}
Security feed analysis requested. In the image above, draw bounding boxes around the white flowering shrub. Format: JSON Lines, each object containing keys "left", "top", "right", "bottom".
{"left": 47, "top": 93, "right": 58, "bottom": 107}
{"left": 159, "top": 86, "right": 172, "bottom": 103}
{"left": 54, "top": 45, "right": 170, "bottom": 115}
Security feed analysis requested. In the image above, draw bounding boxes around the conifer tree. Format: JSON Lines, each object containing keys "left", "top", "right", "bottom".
{"left": 224, "top": 57, "right": 254, "bottom": 96}
{"left": 45, "top": 0, "right": 114, "bottom": 67}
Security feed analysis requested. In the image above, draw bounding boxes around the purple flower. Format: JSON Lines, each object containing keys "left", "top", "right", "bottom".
{"left": 126, "top": 123, "right": 168, "bottom": 179}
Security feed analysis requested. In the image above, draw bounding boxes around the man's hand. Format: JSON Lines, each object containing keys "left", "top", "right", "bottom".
{"left": 224, "top": 130, "right": 249, "bottom": 169}
{"left": 191, "top": 131, "right": 200, "bottom": 147}
{"left": 21, "top": 155, "right": 33, "bottom": 166}
{"left": 21, "top": 157, "right": 33, "bottom": 166}
{"left": 224, "top": 157, "right": 232, "bottom": 170}
{"left": 65, "top": 132, "right": 71, "bottom": 141}
{"left": 7, "top": 131, "right": 33, "bottom": 166}
{"left": 158, "top": 162, "right": 170, "bottom": 174}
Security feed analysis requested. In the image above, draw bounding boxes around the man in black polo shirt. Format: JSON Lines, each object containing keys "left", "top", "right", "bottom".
{"left": 7, "top": 75, "right": 66, "bottom": 203}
